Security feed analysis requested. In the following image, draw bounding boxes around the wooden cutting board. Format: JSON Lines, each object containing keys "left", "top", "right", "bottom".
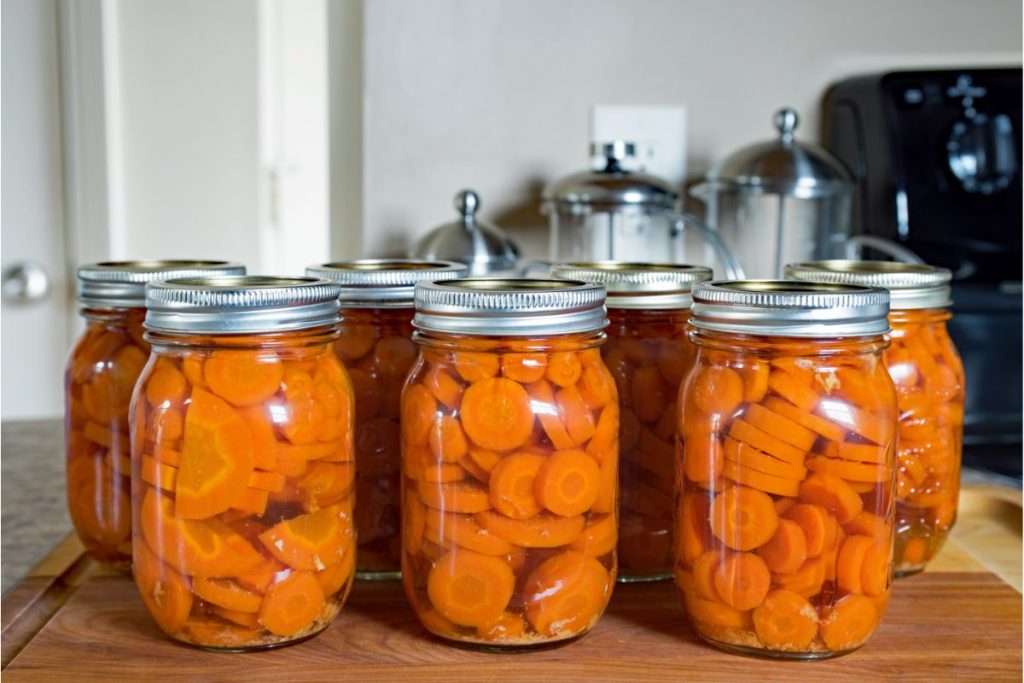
{"left": 3, "top": 485, "right": 1020, "bottom": 682}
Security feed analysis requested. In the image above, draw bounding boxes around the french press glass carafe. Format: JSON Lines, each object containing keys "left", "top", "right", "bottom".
{"left": 542, "top": 142, "right": 743, "bottom": 278}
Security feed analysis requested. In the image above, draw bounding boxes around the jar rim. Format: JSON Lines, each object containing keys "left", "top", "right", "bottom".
{"left": 77, "top": 260, "right": 246, "bottom": 308}
{"left": 306, "top": 259, "right": 468, "bottom": 308}
{"left": 784, "top": 260, "right": 951, "bottom": 310}
{"left": 549, "top": 261, "right": 712, "bottom": 309}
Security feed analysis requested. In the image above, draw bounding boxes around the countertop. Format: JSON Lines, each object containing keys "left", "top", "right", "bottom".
{"left": 2, "top": 419, "right": 1021, "bottom": 594}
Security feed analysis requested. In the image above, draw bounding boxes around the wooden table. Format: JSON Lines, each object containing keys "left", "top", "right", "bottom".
{"left": 3, "top": 485, "right": 1021, "bottom": 681}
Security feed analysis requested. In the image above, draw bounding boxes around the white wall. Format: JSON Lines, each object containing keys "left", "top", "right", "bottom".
{"left": 360, "top": 0, "right": 1022, "bottom": 259}
{"left": 114, "top": 0, "right": 263, "bottom": 268}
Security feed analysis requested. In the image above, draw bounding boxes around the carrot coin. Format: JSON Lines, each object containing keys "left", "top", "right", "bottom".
{"left": 194, "top": 577, "right": 263, "bottom": 613}
{"left": 204, "top": 350, "right": 284, "bottom": 407}
{"left": 134, "top": 542, "right": 193, "bottom": 635}
{"left": 474, "top": 510, "right": 584, "bottom": 548}
{"left": 424, "top": 366, "right": 464, "bottom": 409}
{"left": 501, "top": 353, "right": 547, "bottom": 384}
{"left": 258, "top": 504, "right": 350, "bottom": 571}
{"left": 401, "top": 384, "right": 438, "bottom": 447}
{"left": 454, "top": 352, "right": 500, "bottom": 382}
{"left": 819, "top": 594, "right": 878, "bottom": 651}
{"left": 428, "top": 415, "right": 470, "bottom": 463}
{"left": 684, "top": 592, "right": 753, "bottom": 630}
{"left": 684, "top": 430, "right": 724, "bottom": 487}
{"left": 570, "top": 514, "right": 617, "bottom": 557}
{"left": 461, "top": 377, "right": 534, "bottom": 451}
{"left": 752, "top": 589, "right": 817, "bottom": 650}
{"left": 418, "top": 480, "right": 492, "bottom": 513}
{"left": 424, "top": 511, "right": 514, "bottom": 556}
{"left": 556, "top": 385, "right": 597, "bottom": 446}
{"left": 710, "top": 485, "right": 779, "bottom": 551}
{"left": 534, "top": 449, "right": 601, "bottom": 517}
{"left": 546, "top": 351, "right": 582, "bottom": 387}
{"left": 691, "top": 366, "right": 744, "bottom": 417}
{"left": 799, "top": 473, "right": 863, "bottom": 524}
{"left": 258, "top": 571, "right": 326, "bottom": 637}
{"left": 757, "top": 519, "right": 808, "bottom": 575}
{"left": 713, "top": 552, "right": 771, "bottom": 611}
{"left": 488, "top": 452, "right": 545, "bottom": 519}
{"left": 523, "top": 551, "right": 610, "bottom": 637}
{"left": 782, "top": 504, "right": 836, "bottom": 557}
{"left": 427, "top": 550, "right": 515, "bottom": 628}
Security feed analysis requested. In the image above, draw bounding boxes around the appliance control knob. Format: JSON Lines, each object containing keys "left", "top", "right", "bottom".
{"left": 946, "top": 113, "right": 1018, "bottom": 195}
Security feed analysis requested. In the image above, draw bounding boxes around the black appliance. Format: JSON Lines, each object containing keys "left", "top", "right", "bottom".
{"left": 823, "top": 68, "right": 1022, "bottom": 479}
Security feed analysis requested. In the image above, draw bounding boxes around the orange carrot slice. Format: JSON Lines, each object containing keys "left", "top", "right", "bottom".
{"left": 248, "top": 469, "right": 286, "bottom": 493}
{"left": 237, "top": 406, "right": 278, "bottom": 471}
{"left": 145, "top": 366, "right": 188, "bottom": 407}
{"left": 177, "top": 388, "right": 255, "bottom": 519}
{"left": 501, "top": 353, "right": 547, "bottom": 384}
{"left": 151, "top": 407, "right": 185, "bottom": 445}
{"left": 757, "top": 519, "right": 808, "bottom": 575}
{"left": 762, "top": 396, "right": 846, "bottom": 442}
{"left": 585, "top": 403, "right": 619, "bottom": 464}
{"left": 231, "top": 487, "right": 270, "bottom": 516}
{"left": 152, "top": 443, "right": 182, "bottom": 468}
{"left": 204, "top": 350, "right": 284, "bottom": 407}
{"left": 236, "top": 558, "right": 287, "bottom": 594}
{"left": 822, "top": 441, "right": 887, "bottom": 464}
{"left": 401, "top": 384, "right": 438, "bottom": 447}
{"left": 477, "top": 611, "right": 527, "bottom": 642}
{"left": 194, "top": 577, "right": 263, "bottom": 613}
{"left": 134, "top": 541, "right": 193, "bottom": 635}
{"left": 722, "top": 437, "right": 806, "bottom": 481}
{"left": 534, "top": 448, "right": 601, "bottom": 516}
{"left": 744, "top": 403, "right": 816, "bottom": 451}
{"left": 684, "top": 592, "right": 753, "bottom": 630}
{"left": 679, "top": 492, "right": 710, "bottom": 566}
{"left": 728, "top": 419, "right": 805, "bottom": 466}
{"left": 577, "top": 364, "right": 615, "bottom": 409}
{"left": 740, "top": 362, "right": 770, "bottom": 403}
{"left": 141, "top": 455, "right": 178, "bottom": 492}
{"left": 806, "top": 456, "right": 890, "bottom": 483}
{"left": 692, "top": 550, "right": 724, "bottom": 601}
{"left": 592, "top": 455, "right": 617, "bottom": 515}
{"left": 570, "top": 514, "right": 617, "bottom": 557}
{"left": 214, "top": 606, "right": 261, "bottom": 628}
{"left": 799, "top": 473, "right": 863, "bottom": 524}
{"left": 467, "top": 447, "right": 504, "bottom": 474}
{"left": 428, "top": 550, "right": 515, "bottom": 627}
{"left": 316, "top": 546, "right": 355, "bottom": 597}
{"left": 424, "top": 510, "right": 514, "bottom": 556}
{"left": 836, "top": 534, "right": 873, "bottom": 594}
{"left": 259, "top": 504, "right": 350, "bottom": 570}
{"left": 546, "top": 351, "right": 582, "bottom": 387}
{"left": 819, "top": 594, "right": 878, "bottom": 651}
{"left": 556, "top": 385, "right": 597, "bottom": 446}
{"left": 691, "top": 366, "right": 744, "bottom": 417}
{"left": 684, "top": 430, "right": 724, "bottom": 486}
{"left": 752, "top": 589, "right": 817, "bottom": 650}
{"left": 474, "top": 510, "right": 584, "bottom": 548}
{"left": 782, "top": 504, "right": 836, "bottom": 558}
{"left": 631, "top": 365, "right": 668, "bottom": 424}
{"left": 713, "top": 552, "right": 771, "bottom": 611}
{"left": 488, "top": 452, "right": 544, "bottom": 519}
{"left": 722, "top": 459, "right": 800, "bottom": 497}
{"left": 454, "top": 351, "right": 500, "bottom": 382}
{"left": 424, "top": 366, "right": 464, "bottom": 409}
{"left": 418, "top": 480, "right": 491, "bottom": 513}
{"left": 523, "top": 550, "right": 609, "bottom": 637}
{"left": 860, "top": 541, "right": 890, "bottom": 597}
{"left": 428, "top": 415, "right": 470, "bottom": 463}
{"left": 710, "top": 486, "right": 778, "bottom": 551}
{"left": 767, "top": 369, "right": 820, "bottom": 412}
{"left": 774, "top": 556, "right": 826, "bottom": 599}
{"left": 258, "top": 571, "right": 325, "bottom": 637}
{"left": 816, "top": 397, "right": 890, "bottom": 445}
{"left": 461, "top": 377, "right": 534, "bottom": 451}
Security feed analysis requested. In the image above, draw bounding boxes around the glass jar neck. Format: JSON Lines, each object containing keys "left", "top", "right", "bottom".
{"left": 340, "top": 305, "right": 414, "bottom": 325}
{"left": 690, "top": 327, "right": 888, "bottom": 356}
{"left": 414, "top": 329, "right": 606, "bottom": 352}
{"left": 80, "top": 306, "right": 146, "bottom": 325}
{"left": 888, "top": 307, "right": 951, "bottom": 327}
{"left": 145, "top": 324, "right": 340, "bottom": 351}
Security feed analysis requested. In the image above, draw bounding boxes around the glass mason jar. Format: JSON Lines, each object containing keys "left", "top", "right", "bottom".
{"left": 550, "top": 262, "right": 712, "bottom": 581}
{"left": 130, "top": 276, "right": 355, "bottom": 650}
{"left": 306, "top": 260, "right": 467, "bottom": 580}
{"left": 66, "top": 261, "right": 244, "bottom": 566}
{"left": 676, "top": 281, "right": 898, "bottom": 659}
{"left": 402, "top": 279, "right": 619, "bottom": 649}
{"left": 785, "top": 261, "right": 964, "bottom": 576}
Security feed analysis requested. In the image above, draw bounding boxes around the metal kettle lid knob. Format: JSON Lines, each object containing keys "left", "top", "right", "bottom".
{"left": 773, "top": 108, "right": 799, "bottom": 144}
{"left": 455, "top": 189, "right": 479, "bottom": 221}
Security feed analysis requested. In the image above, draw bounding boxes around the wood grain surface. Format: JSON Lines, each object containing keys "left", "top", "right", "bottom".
{"left": 3, "top": 484, "right": 1021, "bottom": 682}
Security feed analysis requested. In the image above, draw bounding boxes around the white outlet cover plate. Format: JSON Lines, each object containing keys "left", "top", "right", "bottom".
{"left": 590, "top": 105, "right": 687, "bottom": 188}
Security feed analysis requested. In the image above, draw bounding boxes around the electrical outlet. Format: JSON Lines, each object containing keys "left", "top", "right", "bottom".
{"left": 590, "top": 105, "right": 687, "bottom": 188}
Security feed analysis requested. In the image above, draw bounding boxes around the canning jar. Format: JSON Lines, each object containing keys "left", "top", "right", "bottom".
{"left": 785, "top": 261, "right": 964, "bottom": 576}
{"left": 550, "top": 262, "right": 712, "bottom": 581}
{"left": 306, "top": 260, "right": 467, "bottom": 579}
{"left": 130, "top": 276, "right": 355, "bottom": 650}
{"left": 402, "top": 279, "right": 618, "bottom": 649}
{"left": 676, "top": 281, "right": 897, "bottom": 659}
{"left": 66, "top": 261, "right": 244, "bottom": 566}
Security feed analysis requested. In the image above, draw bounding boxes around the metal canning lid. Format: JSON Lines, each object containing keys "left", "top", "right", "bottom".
{"left": 145, "top": 276, "right": 342, "bottom": 334}
{"left": 305, "top": 259, "right": 468, "bottom": 307}
{"left": 77, "top": 260, "right": 246, "bottom": 308}
{"left": 549, "top": 262, "right": 712, "bottom": 309}
{"left": 784, "top": 260, "right": 952, "bottom": 310}
{"left": 413, "top": 279, "right": 607, "bottom": 337}
{"left": 690, "top": 280, "right": 890, "bottom": 338}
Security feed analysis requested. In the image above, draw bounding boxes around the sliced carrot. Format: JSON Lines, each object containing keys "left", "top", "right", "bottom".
{"left": 477, "top": 611, "right": 527, "bottom": 642}
{"left": 82, "top": 420, "right": 125, "bottom": 450}
{"left": 418, "top": 480, "right": 491, "bottom": 513}
{"left": 620, "top": 406, "right": 641, "bottom": 453}
{"left": 404, "top": 491, "right": 427, "bottom": 556}
{"left": 316, "top": 546, "right": 355, "bottom": 597}
{"left": 799, "top": 473, "right": 863, "bottom": 524}
{"left": 141, "top": 488, "right": 263, "bottom": 578}
{"left": 501, "top": 353, "right": 548, "bottom": 384}
{"left": 424, "top": 366, "right": 464, "bottom": 409}
{"left": 461, "top": 377, "right": 534, "bottom": 451}
{"left": 177, "top": 388, "right": 255, "bottom": 519}
{"left": 678, "top": 492, "right": 710, "bottom": 566}
{"left": 740, "top": 362, "right": 770, "bottom": 403}
{"left": 405, "top": 460, "right": 466, "bottom": 484}
{"left": 722, "top": 459, "right": 800, "bottom": 497}
{"left": 744, "top": 403, "right": 816, "bottom": 451}
{"left": 709, "top": 486, "right": 779, "bottom": 551}
{"left": 823, "top": 441, "right": 887, "bottom": 464}
{"left": 692, "top": 550, "right": 724, "bottom": 601}
{"left": 214, "top": 606, "right": 261, "bottom": 628}
{"left": 335, "top": 324, "right": 377, "bottom": 360}
{"left": 259, "top": 504, "right": 350, "bottom": 570}
{"left": 722, "top": 437, "right": 806, "bottom": 481}
{"left": 683, "top": 592, "right": 753, "bottom": 630}
{"left": 860, "top": 541, "right": 890, "bottom": 597}
{"left": 204, "top": 350, "right": 284, "bottom": 407}
{"left": 752, "top": 589, "right": 817, "bottom": 650}
{"left": 713, "top": 552, "right": 771, "bottom": 611}
{"left": 258, "top": 571, "right": 326, "bottom": 637}
{"left": 487, "top": 452, "right": 544, "bottom": 519}
{"left": 467, "top": 447, "right": 504, "bottom": 474}
{"left": 151, "top": 407, "right": 185, "bottom": 445}
{"left": 577, "top": 364, "right": 615, "bottom": 409}
{"left": 249, "top": 469, "right": 286, "bottom": 493}
{"left": 458, "top": 454, "right": 491, "bottom": 484}
{"left": 761, "top": 396, "right": 845, "bottom": 442}
{"left": 774, "top": 556, "right": 826, "bottom": 599}
{"left": 728, "top": 419, "right": 805, "bottom": 466}
{"left": 592, "top": 453, "right": 618, "bottom": 515}
{"left": 134, "top": 541, "right": 193, "bottom": 635}
{"left": 768, "top": 370, "right": 820, "bottom": 412}
{"left": 401, "top": 384, "right": 438, "bottom": 447}
{"left": 453, "top": 351, "right": 500, "bottom": 383}
{"left": 275, "top": 440, "right": 347, "bottom": 462}
{"left": 523, "top": 550, "right": 609, "bottom": 637}
{"left": 654, "top": 402, "right": 677, "bottom": 440}
{"left": 637, "top": 427, "right": 675, "bottom": 482}
{"left": 424, "top": 510, "right": 514, "bottom": 556}
{"left": 683, "top": 430, "right": 724, "bottom": 486}
{"left": 231, "top": 487, "right": 270, "bottom": 516}
{"left": 182, "top": 355, "right": 206, "bottom": 388}
{"left": 816, "top": 398, "right": 890, "bottom": 445}
{"left": 236, "top": 558, "right": 287, "bottom": 594}
{"left": 546, "top": 351, "right": 583, "bottom": 388}
{"left": 806, "top": 456, "right": 890, "bottom": 483}
{"left": 474, "top": 510, "right": 584, "bottom": 547}
{"left": 374, "top": 335, "right": 417, "bottom": 378}
{"left": 141, "top": 455, "right": 178, "bottom": 492}
{"left": 534, "top": 448, "right": 601, "bottom": 516}
{"left": 782, "top": 504, "right": 836, "bottom": 557}
{"left": 774, "top": 497, "right": 797, "bottom": 516}
{"left": 757, "top": 519, "right": 808, "bottom": 575}
{"left": 152, "top": 443, "right": 182, "bottom": 468}
{"left": 691, "top": 366, "right": 744, "bottom": 417}
{"left": 427, "top": 415, "right": 469, "bottom": 463}
{"left": 556, "top": 385, "right": 597, "bottom": 446}
{"left": 836, "top": 534, "right": 873, "bottom": 594}
{"left": 585, "top": 403, "right": 619, "bottom": 464}
{"left": 427, "top": 550, "right": 515, "bottom": 627}
{"left": 237, "top": 406, "right": 278, "bottom": 471}
{"left": 844, "top": 510, "right": 890, "bottom": 539}
{"left": 194, "top": 577, "right": 263, "bottom": 613}
{"left": 570, "top": 514, "right": 617, "bottom": 557}
{"left": 630, "top": 365, "right": 668, "bottom": 424}
{"left": 819, "top": 594, "right": 878, "bottom": 651}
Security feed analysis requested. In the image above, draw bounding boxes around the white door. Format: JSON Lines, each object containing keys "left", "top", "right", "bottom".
{"left": 1, "top": 0, "right": 72, "bottom": 420}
